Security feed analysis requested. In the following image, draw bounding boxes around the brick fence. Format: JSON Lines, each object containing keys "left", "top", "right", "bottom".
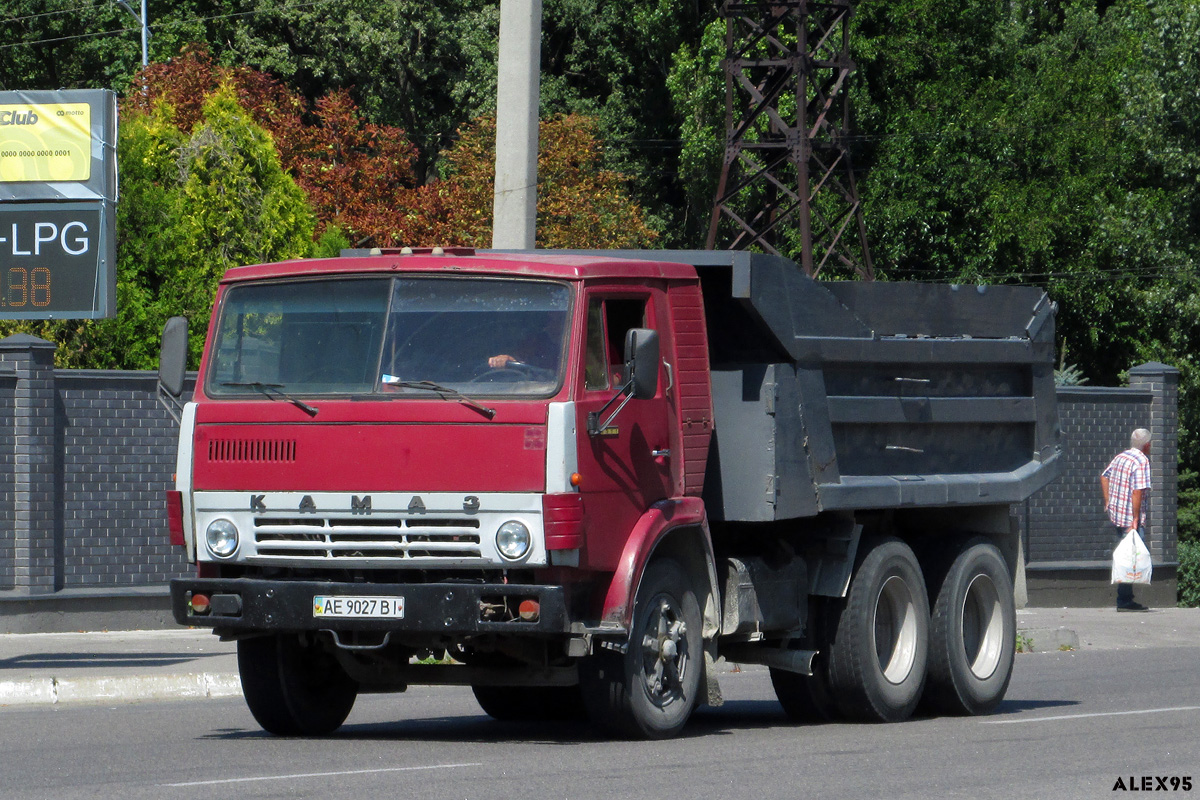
{"left": 0, "top": 335, "right": 192, "bottom": 630}
{"left": 0, "top": 333, "right": 1181, "bottom": 628}
{"left": 1022, "top": 362, "right": 1180, "bottom": 606}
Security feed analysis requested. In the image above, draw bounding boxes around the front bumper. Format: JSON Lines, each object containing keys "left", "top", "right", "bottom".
{"left": 170, "top": 578, "right": 570, "bottom": 634}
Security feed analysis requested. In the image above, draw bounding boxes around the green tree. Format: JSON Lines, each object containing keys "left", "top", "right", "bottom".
{"left": 164, "top": 86, "right": 314, "bottom": 355}
{"left": 666, "top": 17, "right": 726, "bottom": 243}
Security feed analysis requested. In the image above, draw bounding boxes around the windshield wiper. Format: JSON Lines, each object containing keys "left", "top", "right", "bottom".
{"left": 386, "top": 380, "right": 497, "bottom": 419}
{"left": 220, "top": 381, "right": 319, "bottom": 417}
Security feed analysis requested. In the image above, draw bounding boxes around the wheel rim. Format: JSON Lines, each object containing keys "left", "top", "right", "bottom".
{"left": 961, "top": 573, "right": 1004, "bottom": 680}
{"left": 639, "top": 594, "right": 690, "bottom": 708}
{"left": 873, "top": 575, "right": 919, "bottom": 684}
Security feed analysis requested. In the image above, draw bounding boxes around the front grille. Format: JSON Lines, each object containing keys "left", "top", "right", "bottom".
{"left": 252, "top": 517, "right": 483, "bottom": 560}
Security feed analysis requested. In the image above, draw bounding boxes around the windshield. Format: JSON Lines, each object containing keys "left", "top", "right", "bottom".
{"left": 207, "top": 276, "right": 571, "bottom": 398}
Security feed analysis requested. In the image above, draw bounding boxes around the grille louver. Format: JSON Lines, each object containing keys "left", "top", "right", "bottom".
{"left": 207, "top": 438, "right": 297, "bottom": 463}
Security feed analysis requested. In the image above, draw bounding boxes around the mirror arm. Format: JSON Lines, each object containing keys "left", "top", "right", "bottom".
{"left": 156, "top": 382, "right": 185, "bottom": 424}
{"left": 587, "top": 379, "right": 634, "bottom": 436}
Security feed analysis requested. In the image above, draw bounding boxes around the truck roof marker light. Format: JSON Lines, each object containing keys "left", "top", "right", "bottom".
{"left": 432, "top": 246, "right": 445, "bottom": 255}
{"left": 400, "top": 246, "right": 413, "bottom": 255}
{"left": 570, "top": 473, "right": 582, "bottom": 487}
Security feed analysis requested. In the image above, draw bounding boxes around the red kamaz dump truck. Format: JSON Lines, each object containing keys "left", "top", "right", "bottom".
{"left": 158, "top": 248, "right": 1060, "bottom": 739}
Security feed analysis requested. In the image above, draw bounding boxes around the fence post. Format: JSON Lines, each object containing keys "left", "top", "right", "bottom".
{"left": 0, "top": 334, "right": 60, "bottom": 594}
{"left": 1128, "top": 361, "right": 1180, "bottom": 565}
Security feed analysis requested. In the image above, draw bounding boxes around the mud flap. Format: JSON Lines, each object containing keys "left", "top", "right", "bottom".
{"left": 703, "top": 648, "right": 724, "bottom": 707}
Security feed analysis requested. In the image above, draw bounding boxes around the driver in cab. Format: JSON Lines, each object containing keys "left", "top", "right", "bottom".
{"left": 486, "top": 315, "right": 565, "bottom": 373}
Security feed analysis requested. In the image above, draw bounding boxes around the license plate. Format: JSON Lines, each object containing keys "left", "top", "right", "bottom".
{"left": 312, "top": 595, "right": 405, "bottom": 619}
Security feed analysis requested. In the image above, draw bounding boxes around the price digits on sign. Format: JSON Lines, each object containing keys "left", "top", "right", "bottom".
{"left": 2, "top": 267, "right": 52, "bottom": 308}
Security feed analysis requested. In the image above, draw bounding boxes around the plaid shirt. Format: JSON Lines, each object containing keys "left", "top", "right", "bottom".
{"left": 1102, "top": 448, "right": 1151, "bottom": 529}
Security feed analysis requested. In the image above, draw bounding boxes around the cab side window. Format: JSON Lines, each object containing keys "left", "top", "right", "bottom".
{"left": 585, "top": 296, "right": 648, "bottom": 391}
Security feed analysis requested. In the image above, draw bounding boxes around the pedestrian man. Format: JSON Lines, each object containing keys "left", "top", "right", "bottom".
{"left": 1100, "top": 428, "right": 1152, "bottom": 611}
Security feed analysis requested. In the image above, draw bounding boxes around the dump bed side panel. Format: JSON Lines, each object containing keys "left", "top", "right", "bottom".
{"left": 701, "top": 257, "right": 1059, "bottom": 520}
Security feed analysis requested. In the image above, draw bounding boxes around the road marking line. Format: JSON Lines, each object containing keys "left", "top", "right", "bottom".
{"left": 163, "top": 762, "right": 482, "bottom": 787}
{"left": 982, "top": 706, "right": 1200, "bottom": 725}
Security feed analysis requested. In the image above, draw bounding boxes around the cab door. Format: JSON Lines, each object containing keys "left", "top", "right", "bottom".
{"left": 574, "top": 289, "right": 672, "bottom": 570}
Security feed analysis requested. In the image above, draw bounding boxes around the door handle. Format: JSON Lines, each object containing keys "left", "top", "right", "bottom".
{"left": 652, "top": 449, "right": 671, "bottom": 458}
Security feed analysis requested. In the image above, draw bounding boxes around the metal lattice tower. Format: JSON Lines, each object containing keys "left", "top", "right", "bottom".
{"left": 706, "top": 0, "right": 873, "bottom": 280}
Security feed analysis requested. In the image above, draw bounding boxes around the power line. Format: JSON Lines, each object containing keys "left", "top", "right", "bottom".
{"left": 0, "top": 26, "right": 141, "bottom": 52}
{"left": 1, "top": 2, "right": 109, "bottom": 25}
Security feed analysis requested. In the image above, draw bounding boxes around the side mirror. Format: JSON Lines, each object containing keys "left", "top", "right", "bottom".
{"left": 623, "top": 328, "right": 659, "bottom": 399}
{"left": 158, "top": 316, "right": 189, "bottom": 397}
{"left": 586, "top": 328, "right": 660, "bottom": 436}
{"left": 157, "top": 318, "right": 189, "bottom": 422}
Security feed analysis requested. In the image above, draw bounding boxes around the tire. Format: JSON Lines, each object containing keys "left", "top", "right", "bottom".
{"left": 472, "top": 685, "right": 587, "bottom": 721}
{"left": 924, "top": 540, "right": 1015, "bottom": 715}
{"left": 580, "top": 558, "right": 703, "bottom": 739}
{"left": 238, "top": 636, "right": 300, "bottom": 736}
{"left": 825, "top": 537, "right": 929, "bottom": 722}
{"left": 237, "top": 634, "right": 359, "bottom": 736}
{"left": 770, "top": 655, "right": 838, "bottom": 723}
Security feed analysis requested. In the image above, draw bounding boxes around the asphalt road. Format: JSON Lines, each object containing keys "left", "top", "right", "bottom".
{"left": 3, "top": 644, "right": 1198, "bottom": 800}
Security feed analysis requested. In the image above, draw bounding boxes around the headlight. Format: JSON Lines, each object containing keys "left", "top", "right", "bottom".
{"left": 205, "top": 519, "right": 240, "bottom": 559}
{"left": 496, "top": 520, "right": 531, "bottom": 561}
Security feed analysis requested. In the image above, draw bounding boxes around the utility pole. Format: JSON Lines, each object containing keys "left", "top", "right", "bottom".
{"left": 491, "top": 0, "right": 542, "bottom": 250}
{"left": 115, "top": 0, "right": 148, "bottom": 69}
{"left": 707, "top": 0, "right": 873, "bottom": 280}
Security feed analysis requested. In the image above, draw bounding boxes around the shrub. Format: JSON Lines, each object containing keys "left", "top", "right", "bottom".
{"left": 1179, "top": 540, "right": 1200, "bottom": 608}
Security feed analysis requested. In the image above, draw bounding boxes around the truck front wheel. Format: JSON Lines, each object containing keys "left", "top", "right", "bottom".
{"left": 826, "top": 538, "right": 929, "bottom": 722}
{"left": 581, "top": 558, "right": 702, "bottom": 739}
{"left": 238, "top": 634, "right": 359, "bottom": 736}
{"left": 924, "top": 540, "right": 1015, "bottom": 715}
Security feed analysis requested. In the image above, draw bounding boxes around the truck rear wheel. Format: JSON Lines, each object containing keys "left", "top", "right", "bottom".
{"left": 238, "top": 634, "right": 359, "bottom": 736}
{"left": 580, "top": 558, "right": 702, "bottom": 739}
{"left": 770, "top": 653, "right": 838, "bottom": 723}
{"left": 770, "top": 600, "right": 839, "bottom": 722}
{"left": 472, "top": 685, "right": 587, "bottom": 721}
{"left": 925, "top": 540, "right": 1015, "bottom": 715}
{"left": 826, "top": 538, "right": 929, "bottom": 722}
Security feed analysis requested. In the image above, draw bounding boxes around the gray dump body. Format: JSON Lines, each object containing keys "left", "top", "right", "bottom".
{"left": 694, "top": 253, "right": 1059, "bottom": 522}
{"left": 500, "top": 250, "right": 1061, "bottom": 523}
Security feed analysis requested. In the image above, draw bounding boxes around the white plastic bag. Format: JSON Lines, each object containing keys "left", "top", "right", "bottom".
{"left": 1111, "top": 529, "right": 1152, "bottom": 585}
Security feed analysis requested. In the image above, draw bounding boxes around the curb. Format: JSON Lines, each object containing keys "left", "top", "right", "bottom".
{"left": 0, "top": 673, "right": 242, "bottom": 707}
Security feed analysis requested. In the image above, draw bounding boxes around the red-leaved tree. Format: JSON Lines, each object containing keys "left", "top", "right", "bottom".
{"left": 124, "top": 47, "right": 418, "bottom": 247}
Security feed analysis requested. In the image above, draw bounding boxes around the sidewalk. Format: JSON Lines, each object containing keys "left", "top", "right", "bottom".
{"left": 1014, "top": 605, "right": 1200, "bottom": 652}
{"left": 1, "top": 608, "right": 1198, "bottom": 708}
{"left": 0, "top": 628, "right": 239, "bottom": 707}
